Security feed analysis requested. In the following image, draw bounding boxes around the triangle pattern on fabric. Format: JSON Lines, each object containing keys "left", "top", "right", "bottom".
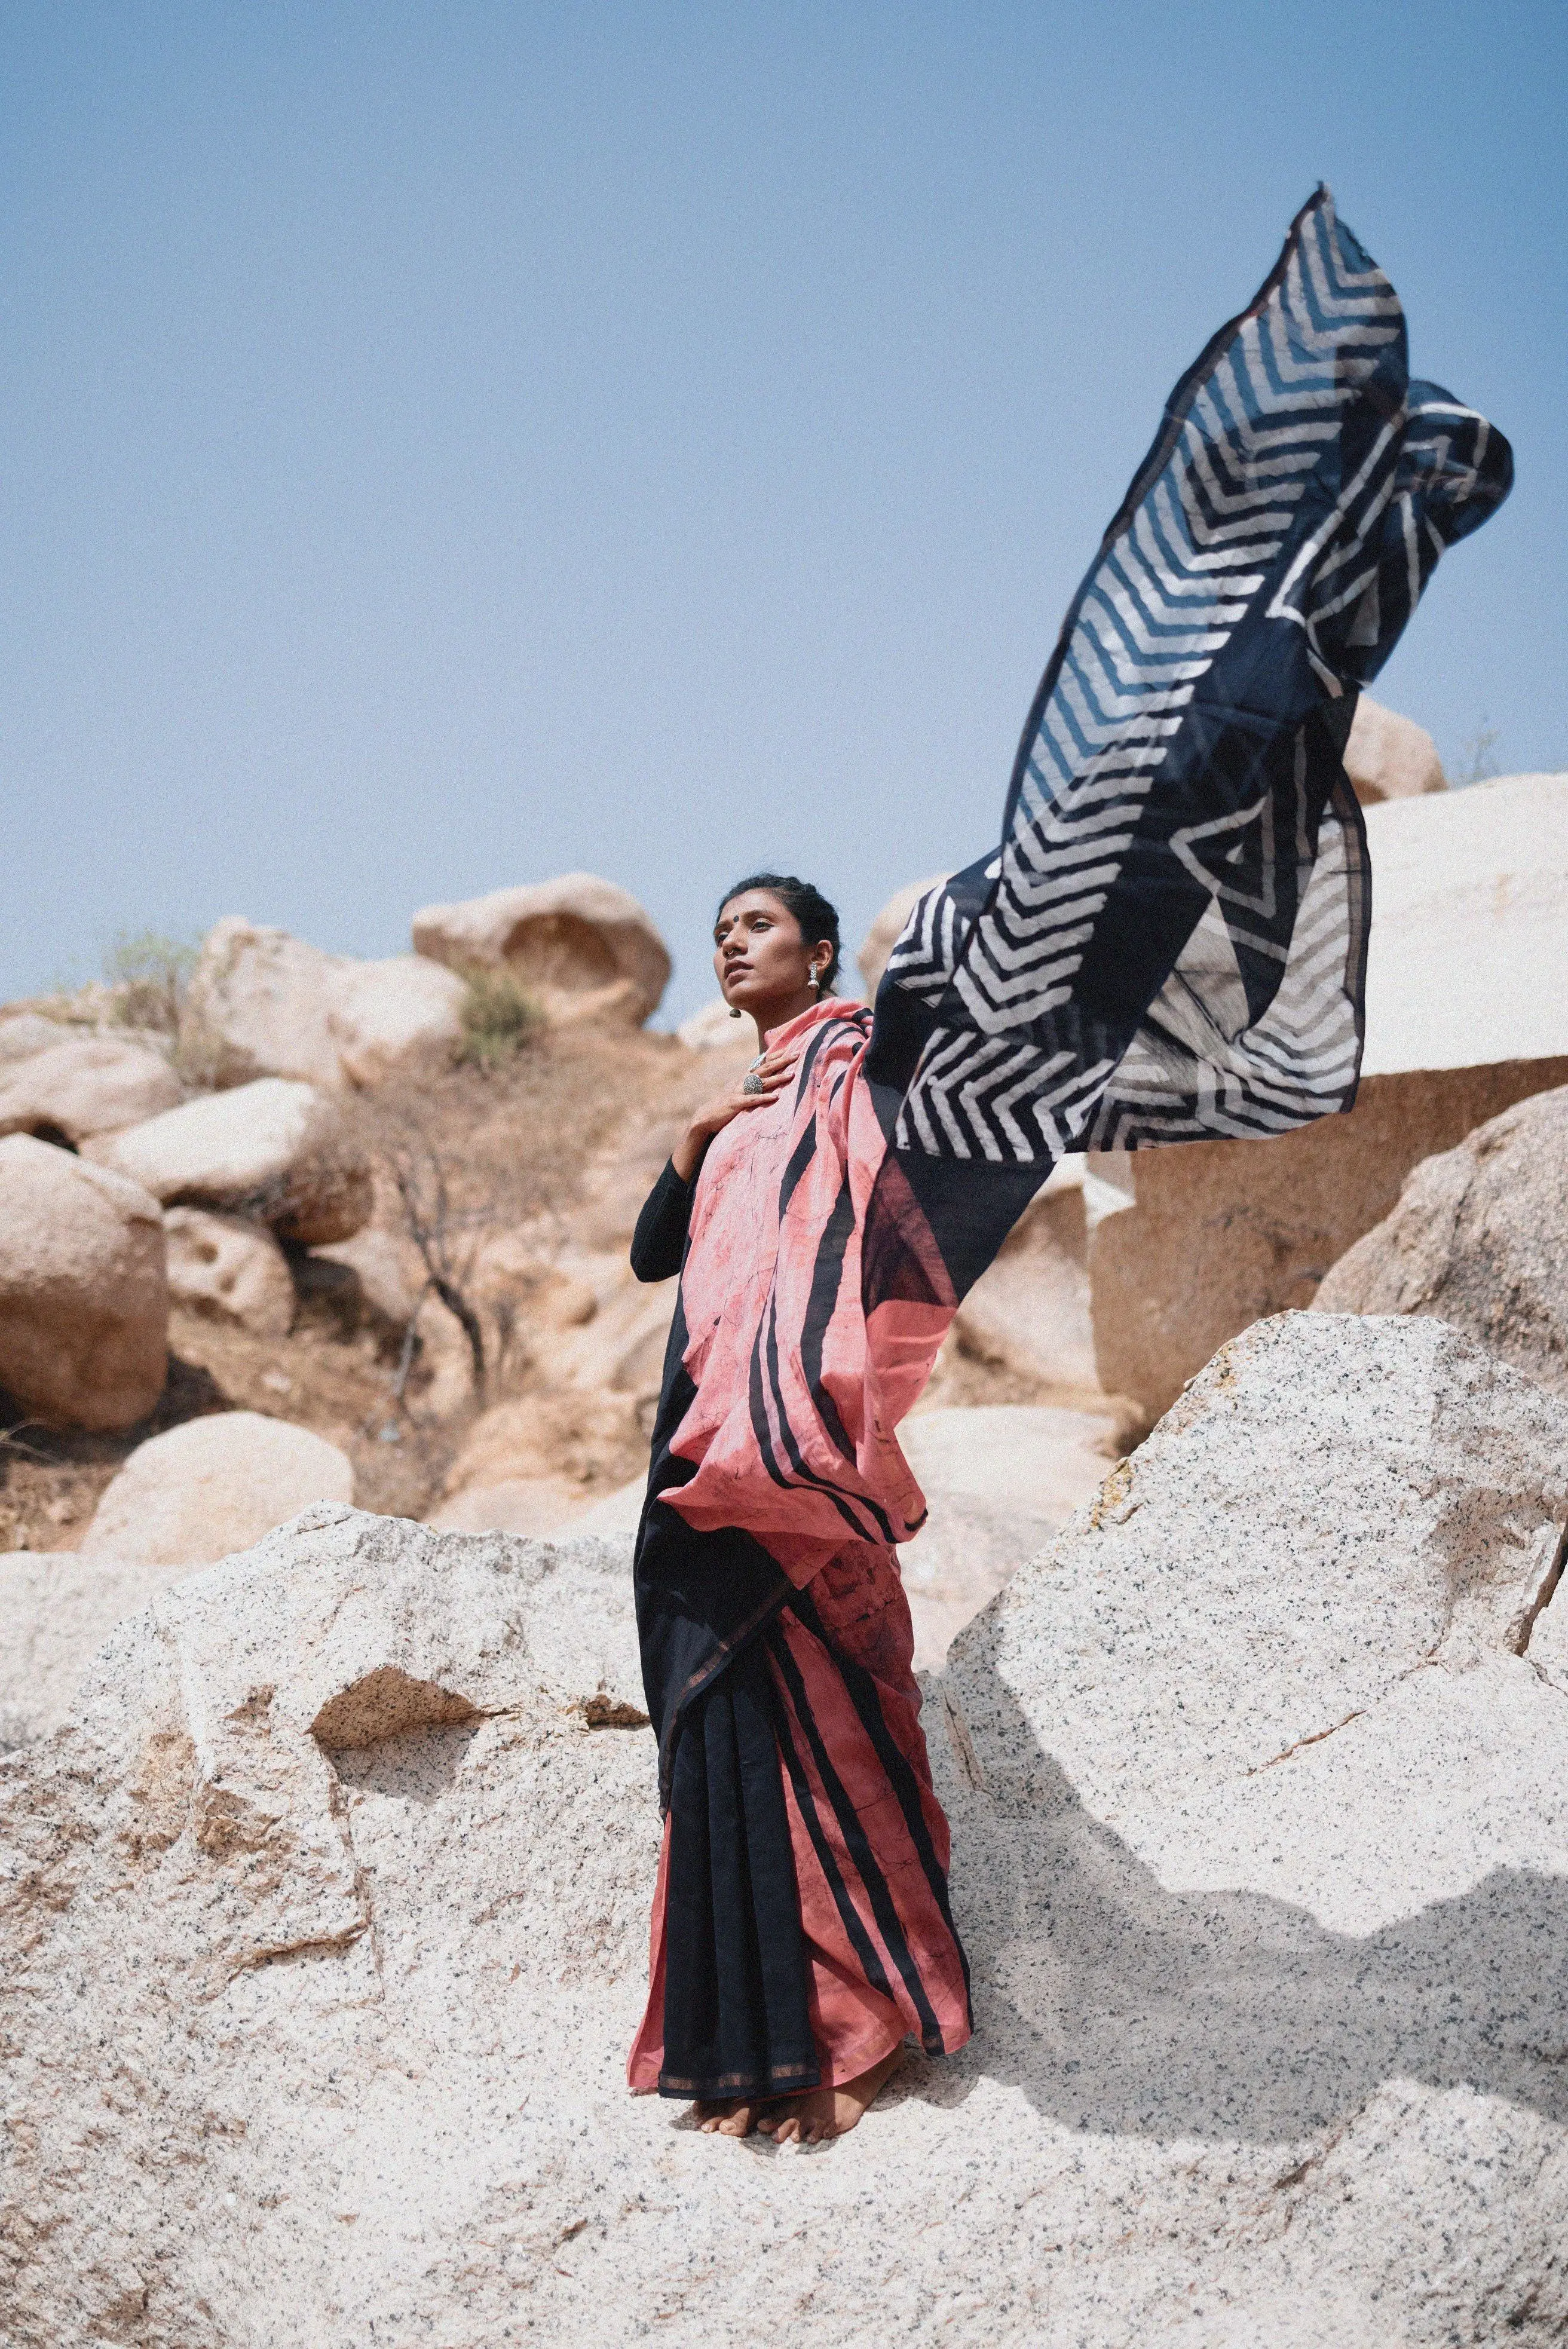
{"left": 1169, "top": 792, "right": 1278, "bottom": 923}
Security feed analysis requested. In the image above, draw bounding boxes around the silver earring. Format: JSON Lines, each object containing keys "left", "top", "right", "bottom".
{"left": 808, "top": 973, "right": 820, "bottom": 995}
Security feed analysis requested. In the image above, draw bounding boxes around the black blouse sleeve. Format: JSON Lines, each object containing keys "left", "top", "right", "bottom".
{"left": 630, "top": 1157, "right": 697, "bottom": 1283}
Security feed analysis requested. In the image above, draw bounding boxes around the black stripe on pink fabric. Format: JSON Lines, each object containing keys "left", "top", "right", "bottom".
{"left": 754, "top": 1293, "right": 884, "bottom": 1544}
{"left": 777, "top": 1120, "right": 818, "bottom": 1215}
{"left": 765, "top": 1636, "right": 899, "bottom": 2011}
{"left": 768, "top": 1615, "right": 945, "bottom": 2053}
{"left": 791, "top": 1580, "right": 973, "bottom": 2015}
{"left": 798, "top": 1172, "right": 866, "bottom": 1472}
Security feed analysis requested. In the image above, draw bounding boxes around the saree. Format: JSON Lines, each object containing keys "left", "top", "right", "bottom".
{"left": 628, "top": 188, "right": 1511, "bottom": 2103}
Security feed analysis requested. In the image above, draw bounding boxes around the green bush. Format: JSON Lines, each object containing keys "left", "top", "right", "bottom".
{"left": 103, "top": 930, "right": 198, "bottom": 1033}
{"left": 456, "top": 967, "right": 541, "bottom": 1068}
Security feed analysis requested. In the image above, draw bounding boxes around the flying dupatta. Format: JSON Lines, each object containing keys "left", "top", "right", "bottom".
{"left": 631, "top": 187, "right": 1512, "bottom": 2103}
{"left": 859, "top": 183, "right": 1512, "bottom": 1303}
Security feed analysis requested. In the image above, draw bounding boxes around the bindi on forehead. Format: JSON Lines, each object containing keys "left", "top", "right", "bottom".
{"left": 715, "top": 895, "right": 792, "bottom": 932}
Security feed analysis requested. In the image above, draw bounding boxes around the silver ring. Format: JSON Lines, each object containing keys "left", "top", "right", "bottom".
{"left": 742, "top": 1068, "right": 766, "bottom": 1096}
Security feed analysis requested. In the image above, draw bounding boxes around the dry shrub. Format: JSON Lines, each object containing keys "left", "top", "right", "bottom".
{"left": 456, "top": 969, "right": 541, "bottom": 1069}
{"left": 102, "top": 931, "right": 198, "bottom": 1034}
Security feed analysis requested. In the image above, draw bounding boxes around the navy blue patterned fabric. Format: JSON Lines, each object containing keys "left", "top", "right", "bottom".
{"left": 863, "top": 186, "right": 1511, "bottom": 1297}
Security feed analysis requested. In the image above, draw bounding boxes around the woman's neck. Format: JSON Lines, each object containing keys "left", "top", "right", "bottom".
{"left": 757, "top": 987, "right": 823, "bottom": 1045}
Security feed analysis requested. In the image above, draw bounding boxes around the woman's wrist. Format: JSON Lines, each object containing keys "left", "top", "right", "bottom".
{"left": 672, "top": 1123, "right": 709, "bottom": 1181}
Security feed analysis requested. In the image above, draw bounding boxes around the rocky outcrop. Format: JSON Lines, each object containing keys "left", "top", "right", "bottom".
{"left": 329, "top": 952, "right": 469, "bottom": 1085}
{"left": 0, "top": 1033, "right": 182, "bottom": 1143}
{"left": 898, "top": 1403, "right": 1116, "bottom": 1669}
{"left": 6, "top": 1312, "right": 1568, "bottom": 2344}
{"left": 1343, "top": 694, "right": 1446, "bottom": 801}
{"left": 0, "top": 1548, "right": 199, "bottom": 1749}
{"left": 412, "top": 873, "right": 670, "bottom": 1027}
{"left": 80, "top": 1411, "right": 355, "bottom": 1569}
{"left": 0, "top": 1134, "right": 167, "bottom": 1430}
{"left": 163, "top": 1206, "right": 295, "bottom": 1340}
{"left": 182, "top": 917, "right": 467, "bottom": 1090}
{"left": 1315, "top": 1085, "right": 1568, "bottom": 1394}
{"left": 85, "top": 1077, "right": 373, "bottom": 1245}
{"left": 857, "top": 872, "right": 950, "bottom": 998}
{"left": 1091, "top": 770, "right": 1568, "bottom": 1419}
{"left": 936, "top": 1309, "right": 1568, "bottom": 2342}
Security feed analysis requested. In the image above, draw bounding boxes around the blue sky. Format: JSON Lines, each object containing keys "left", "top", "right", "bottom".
{"left": 3, "top": 0, "right": 1564, "bottom": 1021}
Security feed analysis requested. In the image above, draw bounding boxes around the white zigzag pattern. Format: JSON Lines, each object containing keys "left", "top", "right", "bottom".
{"left": 892, "top": 192, "right": 1398, "bottom": 1163}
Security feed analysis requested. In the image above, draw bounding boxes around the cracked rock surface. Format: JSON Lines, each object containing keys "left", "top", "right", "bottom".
{"left": 5, "top": 1312, "right": 1568, "bottom": 2345}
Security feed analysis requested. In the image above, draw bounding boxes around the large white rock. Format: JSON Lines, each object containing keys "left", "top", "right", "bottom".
{"left": 182, "top": 917, "right": 467, "bottom": 1090}
{"left": 163, "top": 1206, "right": 296, "bottom": 1340}
{"left": 899, "top": 1403, "right": 1117, "bottom": 1670}
{"left": 1315, "top": 1083, "right": 1568, "bottom": 1396}
{"left": 86, "top": 1076, "right": 372, "bottom": 1245}
{"left": 1360, "top": 769, "right": 1568, "bottom": 1077}
{"left": 0, "top": 1133, "right": 167, "bottom": 1430}
{"left": 1343, "top": 694, "right": 1446, "bottom": 803}
{"left": 182, "top": 918, "right": 342, "bottom": 1088}
{"left": 329, "top": 953, "right": 468, "bottom": 1085}
{"left": 0, "top": 1033, "right": 182, "bottom": 1143}
{"left": 412, "top": 872, "right": 671, "bottom": 1027}
{"left": 80, "top": 1411, "right": 355, "bottom": 1569}
{"left": 1090, "top": 770, "right": 1568, "bottom": 1420}
{"left": 7, "top": 1307, "right": 1568, "bottom": 2344}
{"left": 936, "top": 1310, "right": 1568, "bottom": 2335}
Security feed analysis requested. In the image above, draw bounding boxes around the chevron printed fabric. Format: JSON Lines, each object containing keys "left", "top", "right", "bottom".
{"left": 865, "top": 183, "right": 1511, "bottom": 1284}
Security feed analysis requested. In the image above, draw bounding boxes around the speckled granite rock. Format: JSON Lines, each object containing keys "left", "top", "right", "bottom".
{"left": 4, "top": 1310, "right": 1568, "bottom": 2347}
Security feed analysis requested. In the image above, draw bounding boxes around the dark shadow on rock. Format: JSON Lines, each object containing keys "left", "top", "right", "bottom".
{"left": 917, "top": 1610, "right": 1568, "bottom": 2144}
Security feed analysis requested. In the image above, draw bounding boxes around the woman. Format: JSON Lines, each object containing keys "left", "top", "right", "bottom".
{"left": 624, "top": 189, "right": 1509, "bottom": 2148}
{"left": 627, "top": 874, "right": 970, "bottom": 2143}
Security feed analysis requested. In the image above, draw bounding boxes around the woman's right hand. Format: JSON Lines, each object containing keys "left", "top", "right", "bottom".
{"left": 672, "top": 1047, "right": 799, "bottom": 1180}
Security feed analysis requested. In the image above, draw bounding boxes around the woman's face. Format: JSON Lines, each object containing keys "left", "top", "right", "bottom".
{"left": 712, "top": 890, "right": 826, "bottom": 1015}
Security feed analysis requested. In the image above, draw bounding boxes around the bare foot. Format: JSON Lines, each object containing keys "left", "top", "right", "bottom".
{"left": 757, "top": 2045, "right": 904, "bottom": 2145}
{"left": 692, "top": 2096, "right": 764, "bottom": 2137}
